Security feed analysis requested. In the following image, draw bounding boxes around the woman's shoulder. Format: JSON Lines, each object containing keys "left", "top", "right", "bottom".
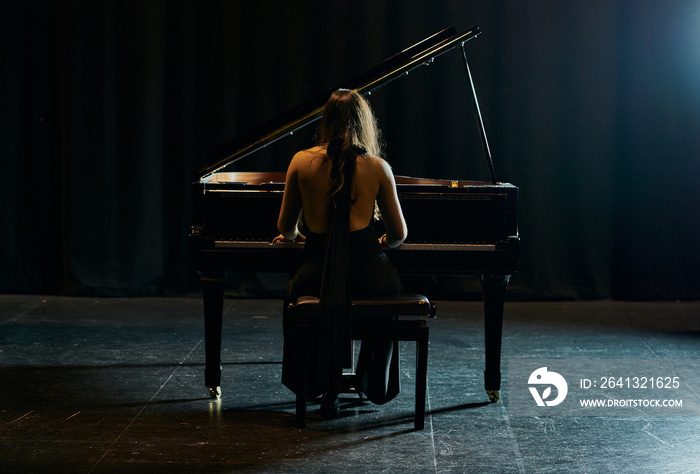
{"left": 295, "top": 145, "right": 325, "bottom": 158}
{"left": 361, "top": 153, "right": 394, "bottom": 176}
{"left": 290, "top": 146, "right": 327, "bottom": 169}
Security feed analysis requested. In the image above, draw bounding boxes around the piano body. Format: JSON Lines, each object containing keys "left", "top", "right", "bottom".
{"left": 190, "top": 26, "right": 519, "bottom": 402}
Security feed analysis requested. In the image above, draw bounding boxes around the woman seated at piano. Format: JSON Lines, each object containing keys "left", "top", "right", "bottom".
{"left": 272, "top": 88, "right": 407, "bottom": 418}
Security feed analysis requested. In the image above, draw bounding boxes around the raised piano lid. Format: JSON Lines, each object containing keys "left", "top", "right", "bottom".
{"left": 200, "top": 171, "right": 512, "bottom": 189}
{"left": 394, "top": 176, "right": 508, "bottom": 187}
{"left": 195, "top": 25, "right": 481, "bottom": 182}
{"left": 200, "top": 171, "right": 286, "bottom": 185}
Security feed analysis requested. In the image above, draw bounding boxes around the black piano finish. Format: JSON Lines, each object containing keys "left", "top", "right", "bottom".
{"left": 190, "top": 26, "right": 519, "bottom": 401}
{"left": 191, "top": 173, "right": 518, "bottom": 275}
{"left": 191, "top": 173, "right": 519, "bottom": 398}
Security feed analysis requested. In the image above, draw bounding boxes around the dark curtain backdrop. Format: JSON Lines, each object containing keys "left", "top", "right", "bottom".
{"left": 2, "top": 1, "right": 698, "bottom": 299}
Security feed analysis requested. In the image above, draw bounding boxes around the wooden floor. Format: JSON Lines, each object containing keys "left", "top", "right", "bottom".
{"left": 1, "top": 295, "right": 698, "bottom": 473}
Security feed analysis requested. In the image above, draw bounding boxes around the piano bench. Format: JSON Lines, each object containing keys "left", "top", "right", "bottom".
{"left": 286, "top": 293, "right": 436, "bottom": 430}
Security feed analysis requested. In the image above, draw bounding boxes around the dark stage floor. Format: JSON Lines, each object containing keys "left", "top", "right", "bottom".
{"left": 1, "top": 295, "right": 698, "bottom": 473}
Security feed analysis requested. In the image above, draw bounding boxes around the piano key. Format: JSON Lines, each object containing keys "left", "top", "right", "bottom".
{"left": 213, "top": 240, "right": 495, "bottom": 251}
{"left": 214, "top": 240, "right": 304, "bottom": 248}
{"left": 400, "top": 243, "right": 495, "bottom": 252}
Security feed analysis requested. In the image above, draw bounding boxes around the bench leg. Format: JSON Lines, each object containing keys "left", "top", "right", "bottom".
{"left": 415, "top": 326, "right": 429, "bottom": 430}
{"left": 296, "top": 330, "right": 308, "bottom": 428}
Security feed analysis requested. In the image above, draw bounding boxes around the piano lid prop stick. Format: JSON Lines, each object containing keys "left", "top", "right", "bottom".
{"left": 460, "top": 43, "right": 498, "bottom": 185}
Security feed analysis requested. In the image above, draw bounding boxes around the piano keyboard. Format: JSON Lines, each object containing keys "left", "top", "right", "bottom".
{"left": 214, "top": 241, "right": 303, "bottom": 248}
{"left": 399, "top": 243, "right": 495, "bottom": 252}
{"left": 213, "top": 241, "right": 496, "bottom": 251}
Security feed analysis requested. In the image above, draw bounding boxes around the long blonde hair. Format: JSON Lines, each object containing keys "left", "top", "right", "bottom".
{"left": 318, "top": 89, "right": 382, "bottom": 156}
{"left": 317, "top": 90, "right": 383, "bottom": 209}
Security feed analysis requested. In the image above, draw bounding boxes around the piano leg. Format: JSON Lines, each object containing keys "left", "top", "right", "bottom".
{"left": 481, "top": 273, "right": 510, "bottom": 403}
{"left": 201, "top": 270, "right": 225, "bottom": 398}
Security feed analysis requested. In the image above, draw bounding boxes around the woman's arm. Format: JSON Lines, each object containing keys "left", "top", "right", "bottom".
{"left": 376, "top": 159, "right": 407, "bottom": 248}
{"left": 274, "top": 155, "right": 304, "bottom": 242}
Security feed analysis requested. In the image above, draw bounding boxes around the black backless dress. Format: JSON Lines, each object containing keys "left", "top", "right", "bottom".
{"left": 281, "top": 145, "right": 402, "bottom": 405}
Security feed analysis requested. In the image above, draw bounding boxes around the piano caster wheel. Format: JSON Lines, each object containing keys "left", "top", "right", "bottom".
{"left": 486, "top": 390, "right": 500, "bottom": 403}
{"left": 208, "top": 386, "right": 221, "bottom": 399}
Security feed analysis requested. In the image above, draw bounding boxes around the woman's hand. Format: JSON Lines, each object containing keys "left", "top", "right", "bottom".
{"left": 271, "top": 234, "right": 288, "bottom": 245}
{"left": 378, "top": 233, "right": 388, "bottom": 247}
{"left": 271, "top": 233, "right": 306, "bottom": 245}
{"left": 378, "top": 233, "right": 403, "bottom": 248}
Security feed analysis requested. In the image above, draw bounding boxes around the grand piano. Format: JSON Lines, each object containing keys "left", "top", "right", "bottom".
{"left": 190, "top": 26, "right": 519, "bottom": 402}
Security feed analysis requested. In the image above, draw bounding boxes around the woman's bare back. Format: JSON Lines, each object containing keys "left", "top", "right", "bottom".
{"left": 276, "top": 145, "right": 407, "bottom": 247}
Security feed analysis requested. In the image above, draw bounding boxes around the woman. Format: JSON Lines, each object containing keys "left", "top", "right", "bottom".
{"left": 272, "top": 89, "right": 407, "bottom": 417}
